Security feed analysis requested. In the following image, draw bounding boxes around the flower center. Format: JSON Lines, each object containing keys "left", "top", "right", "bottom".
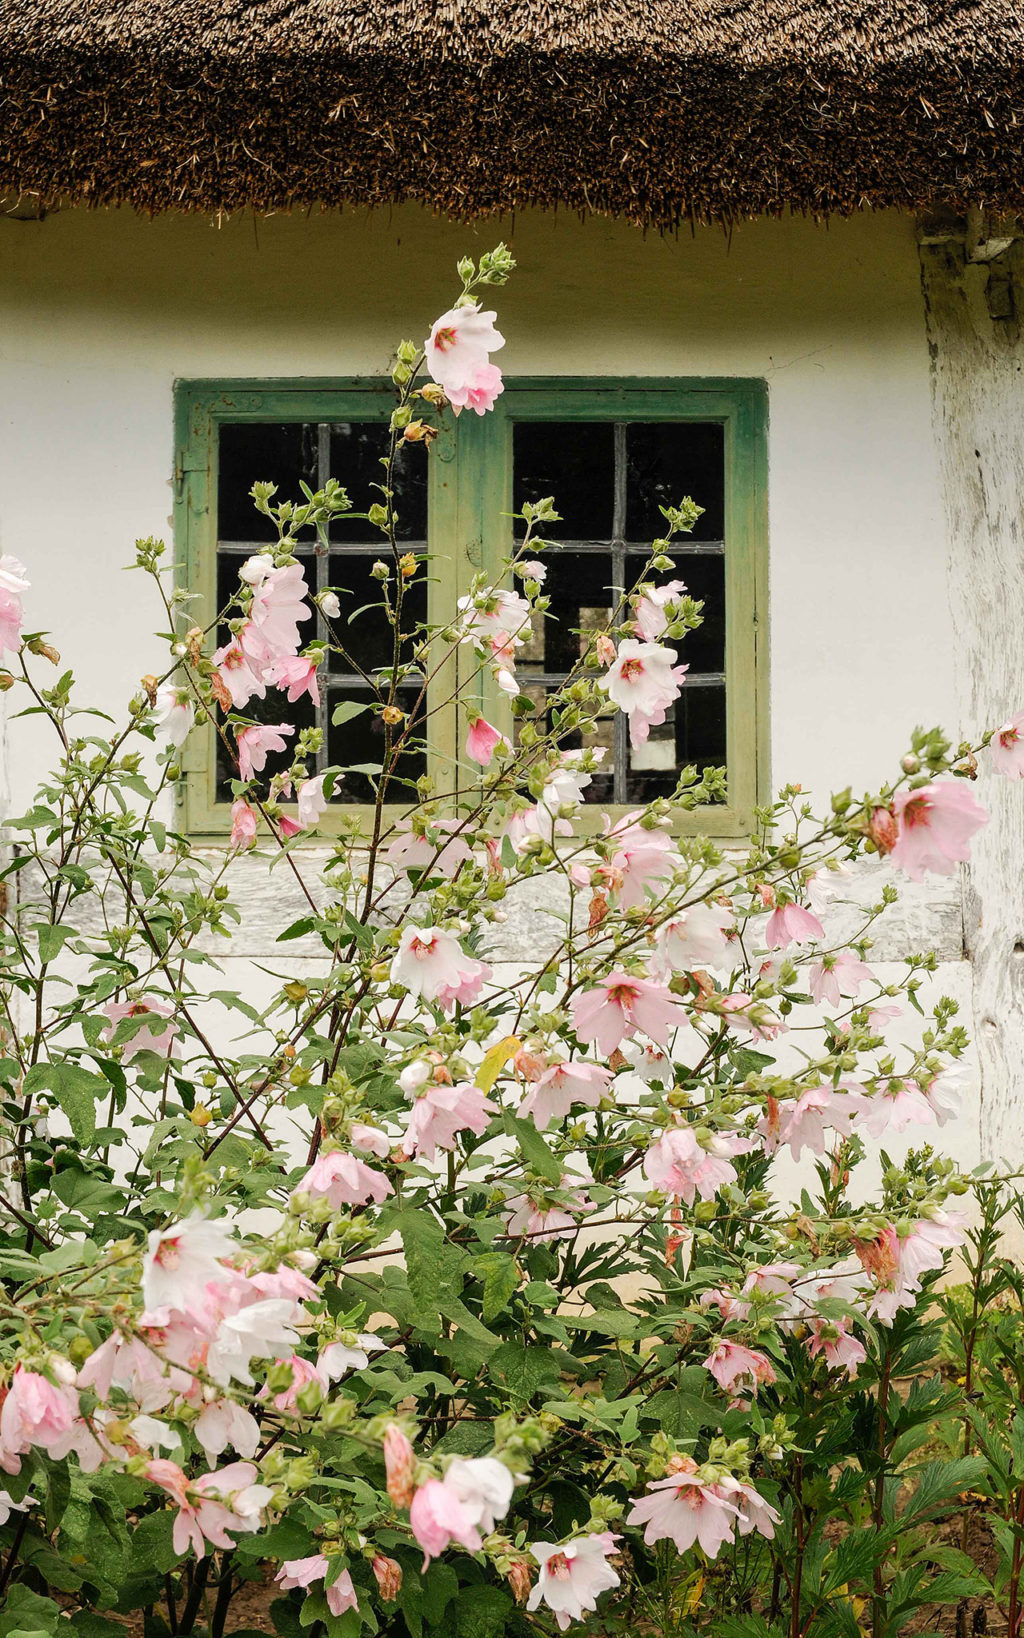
{"left": 620, "top": 657, "right": 645, "bottom": 682}
{"left": 547, "top": 1553, "right": 571, "bottom": 1581}
{"left": 433, "top": 325, "right": 457, "bottom": 352}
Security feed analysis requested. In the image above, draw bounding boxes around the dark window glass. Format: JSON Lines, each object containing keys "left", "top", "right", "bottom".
{"left": 624, "top": 549, "right": 725, "bottom": 677}
{"left": 627, "top": 682, "right": 727, "bottom": 804}
{"left": 217, "top": 423, "right": 318, "bottom": 542}
{"left": 329, "top": 424, "right": 428, "bottom": 541}
{"left": 626, "top": 422, "right": 725, "bottom": 543}
{"left": 326, "top": 554, "right": 428, "bottom": 676}
{"left": 326, "top": 685, "right": 426, "bottom": 804}
{"left": 513, "top": 423, "right": 615, "bottom": 540}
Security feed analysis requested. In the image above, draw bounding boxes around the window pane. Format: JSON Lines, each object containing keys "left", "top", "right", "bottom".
{"left": 627, "top": 681, "right": 726, "bottom": 803}
{"left": 218, "top": 423, "right": 318, "bottom": 542}
{"left": 513, "top": 423, "right": 615, "bottom": 540}
{"left": 627, "top": 549, "right": 725, "bottom": 676}
{"left": 327, "top": 685, "right": 426, "bottom": 804}
{"left": 326, "top": 553, "right": 427, "bottom": 674}
{"left": 625, "top": 423, "right": 725, "bottom": 543}
{"left": 531, "top": 550, "right": 617, "bottom": 674}
{"left": 329, "top": 423, "right": 428, "bottom": 541}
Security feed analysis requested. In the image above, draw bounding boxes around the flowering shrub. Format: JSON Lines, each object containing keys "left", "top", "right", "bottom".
{"left": 0, "top": 248, "right": 1017, "bottom": 1638}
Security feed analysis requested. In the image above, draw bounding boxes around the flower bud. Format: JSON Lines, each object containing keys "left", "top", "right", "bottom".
{"left": 382, "top": 705, "right": 405, "bottom": 727}
{"left": 868, "top": 806, "right": 898, "bottom": 854}
{"left": 506, "top": 1559, "right": 532, "bottom": 1605}
{"left": 370, "top": 560, "right": 391, "bottom": 581}
{"left": 0, "top": 673, "right": 15, "bottom": 693}
{"left": 371, "top": 1556, "right": 403, "bottom": 1601}
{"left": 384, "top": 1423, "right": 416, "bottom": 1509}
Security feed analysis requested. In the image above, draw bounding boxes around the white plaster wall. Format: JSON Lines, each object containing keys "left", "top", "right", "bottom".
{"left": 0, "top": 203, "right": 954, "bottom": 807}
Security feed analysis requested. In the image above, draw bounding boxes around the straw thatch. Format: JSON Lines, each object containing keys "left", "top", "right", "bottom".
{"left": 1, "top": 0, "right": 1023, "bottom": 227}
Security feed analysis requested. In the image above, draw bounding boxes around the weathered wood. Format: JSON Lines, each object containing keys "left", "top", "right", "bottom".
{"left": 919, "top": 222, "right": 1024, "bottom": 1164}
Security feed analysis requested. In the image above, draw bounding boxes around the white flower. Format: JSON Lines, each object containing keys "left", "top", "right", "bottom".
{"left": 297, "top": 775, "right": 327, "bottom": 829}
{"left": 239, "top": 554, "right": 274, "bottom": 586}
{"left": 527, "top": 1534, "right": 621, "bottom": 1630}
{"left": 318, "top": 590, "right": 341, "bottom": 619}
{"left": 602, "top": 639, "right": 682, "bottom": 718}
{"left": 152, "top": 686, "right": 195, "bottom": 749}
{"left": 442, "top": 1457, "right": 515, "bottom": 1534}
{"left": 319, "top": 1335, "right": 383, "bottom": 1382}
{"left": 0, "top": 555, "right": 30, "bottom": 595}
{"left": 207, "top": 1298, "right": 303, "bottom": 1388}
{"left": 195, "top": 1400, "right": 260, "bottom": 1461}
{"left": 142, "top": 1212, "right": 237, "bottom": 1317}
{"left": 425, "top": 304, "right": 505, "bottom": 400}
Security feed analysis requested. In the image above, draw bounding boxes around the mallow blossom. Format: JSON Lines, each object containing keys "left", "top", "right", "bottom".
{"left": 635, "top": 579, "right": 686, "bottom": 643}
{"left": 990, "top": 709, "right": 1024, "bottom": 777}
{"left": 644, "top": 1126, "right": 737, "bottom": 1206}
{"left": 425, "top": 303, "right": 505, "bottom": 414}
{"left": 527, "top": 1535, "right": 620, "bottom": 1630}
{"left": 403, "top": 1083, "right": 496, "bottom": 1160}
{"left": 390, "top": 926, "right": 490, "bottom": 1009}
{"left": 293, "top": 1150, "right": 393, "bottom": 1210}
{"left": 601, "top": 639, "right": 686, "bottom": 749}
{"left": 236, "top": 722, "right": 294, "bottom": 781}
{"left": 571, "top": 972, "right": 680, "bottom": 1056}
{"left": 275, "top": 1556, "right": 358, "bottom": 1618}
{"left": 889, "top": 781, "right": 988, "bottom": 881}
{"left": 141, "top": 1212, "right": 237, "bottom": 1317}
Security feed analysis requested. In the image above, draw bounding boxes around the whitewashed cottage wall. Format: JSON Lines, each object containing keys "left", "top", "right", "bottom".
{"left": 2, "top": 199, "right": 1015, "bottom": 1165}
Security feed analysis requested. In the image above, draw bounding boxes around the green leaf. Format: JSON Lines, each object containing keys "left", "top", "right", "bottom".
{"left": 331, "top": 700, "right": 371, "bottom": 728}
{"left": 277, "top": 918, "right": 316, "bottom": 943}
{"left": 901, "top": 1457, "right": 987, "bottom": 1522}
{"left": 24, "top": 1062, "right": 106, "bottom": 1145}
{"left": 505, "top": 1113, "right": 562, "bottom": 1184}
{"left": 34, "top": 923, "right": 73, "bottom": 964}
{"left": 0, "top": 1589, "right": 60, "bottom": 1638}
{"left": 473, "top": 1251, "right": 520, "bottom": 1322}
{"left": 453, "top": 1586, "right": 513, "bottom": 1638}
{"left": 489, "top": 1341, "right": 561, "bottom": 1401}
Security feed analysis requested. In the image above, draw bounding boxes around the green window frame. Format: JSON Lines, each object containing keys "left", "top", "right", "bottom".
{"left": 173, "top": 376, "right": 768, "bottom": 838}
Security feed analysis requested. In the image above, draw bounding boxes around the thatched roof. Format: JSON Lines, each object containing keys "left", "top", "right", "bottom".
{"left": 1, "top": 0, "right": 1023, "bottom": 228}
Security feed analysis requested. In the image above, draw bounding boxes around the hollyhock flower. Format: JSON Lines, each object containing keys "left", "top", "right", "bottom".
{"left": 731, "top": 1479, "right": 782, "bottom": 1540}
{"left": 518, "top": 1061, "right": 613, "bottom": 1128}
{"left": 889, "top": 781, "right": 987, "bottom": 881}
{"left": 505, "top": 1162, "right": 594, "bottom": 1242}
{"left": 410, "top": 1478, "right": 483, "bottom": 1566}
{"left": 806, "top": 1317, "right": 867, "bottom": 1378}
{"left": 653, "top": 902, "right": 735, "bottom": 974}
{"left": 0, "top": 555, "right": 29, "bottom": 596}
{"left": 211, "top": 634, "right": 267, "bottom": 709}
{"left": 765, "top": 901, "right": 824, "bottom": 950}
{"left": 371, "top": 1556, "right": 403, "bottom": 1600}
{"left": 757, "top": 1087, "right": 857, "bottom": 1160}
{"left": 153, "top": 687, "right": 195, "bottom": 748}
{"left": 0, "top": 590, "right": 22, "bottom": 654}
{"left": 0, "top": 1491, "right": 33, "bottom": 1526}
{"left": 0, "top": 1368, "right": 78, "bottom": 1458}
{"left": 296, "top": 775, "right": 327, "bottom": 829}
{"left": 319, "top": 1334, "right": 382, "bottom": 1381}
{"left": 318, "top": 590, "right": 341, "bottom": 620}
{"left": 179, "top": 1462, "right": 272, "bottom": 1558}
{"left": 384, "top": 1423, "right": 416, "bottom": 1508}
{"left": 249, "top": 562, "right": 311, "bottom": 656}
{"left": 700, "top": 1287, "right": 751, "bottom": 1323}
{"left": 504, "top": 804, "right": 573, "bottom": 856}
{"left": 239, "top": 555, "right": 273, "bottom": 587}
{"left": 571, "top": 972, "right": 681, "bottom": 1056}
{"left": 627, "top": 1464, "right": 743, "bottom": 1558}
{"left": 926, "top": 1066, "right": 964, "bottom": 1125}
{"left": 443, "top": 1457, "right": 515, "bottom": 1535}
{"left": 390, "top": 925, "right": 490, "bottom": 1007}
{"left": 601, "top": 639, "right": 687, "bottom": 749}
{"left": 527, "top": 1534, "right": 621, "bottom": 1631}
{"left": 703, "top": 1341, "right": 777, "bottom": 1401}
{"left": 350, "top": 1121, "right": 390, "bottom": 1157}
{"left": 457, "top": 588, "right": 531, "bottom": 650}
{"left": 425, "top": 304, "right": 505, "bottom": 408}
{"left": 403, "top": 1083, "right": 496, "bottom": 1160}
{"left": 859, "top": 1211, "right": 967, "bottom": 1324}
{"left": 267, "top": 1354, "right": 327, "bottom": 1415}
{"left": 643, "top": 1126, "right": 737, "bottom": 1206}
{"left": 809, "top": 950, "right": 874, "bottom": 1008}
{"left": 850, "top": 1079, "right": 941, "bottom": 1138}
{"left": 386, "top": 817, "right": 474, "bottom": 878}
{"left": 539, "top": 750, "right": 602, "bottom": 812}
{"left": 266, "top": 653, "right": 320, "bottom": 706}
{"left": 600, "top": 815, "right": 680, "bottom": 909}
{"left": 230, "top": 799, "right": 258, "bottom": 850}
{"left": 103, "top": 997, "right": 177, "bottom": 1059}
{"left": 236, "top": 722, "right": 294, "bottom": 781}
{"left": 990, "top": 711, "right": 1024, "bottom": 777}
{"left": 635, "top": 578, "right": 686, "bottom": 642}
{"left": 741, "top": 1261, "right": 803, "bottom": 1300}
{"left": 275, "top": 1557, "right": 358, "bottom": 1618}
{"left": 207, "top": 1298, "right": 303, "bottom": 1388}
{"left": 79, "top": 1331, "right": 169, "bottom": 1407}
{"left": 518, "top": 559, "right": 546, "bottom": 584}
{"left": 142, "top": 1212, "right": 237, "bottom": 1317}
{"left": 466, "top": 717, "right": 508, "bottom": 766}
{"left": 719, "top": 992, "right": 785, "bottom": 1042}
{"left": 294, "top": 1149, "right": 393, "bottom": 1210}
{"left": 195, "top": 1399, "right": 261, "bottom": 1460}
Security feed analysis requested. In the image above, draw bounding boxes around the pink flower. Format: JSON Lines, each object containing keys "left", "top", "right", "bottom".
{"left": 601, "top": 639, "right": 687, "bottom": 749}
{"left": 148, "top": 1459, "right": 271, "bottom": 1558}
{"left": 442, "top": 1456, "right": 515, "bottom": 1534}
{"left": 806, "top": 1317, "right": 867, "bottom": 1378}
{"left": 627, "top": 1466, "right": 742, "bottom": 1558}
{"left": 643, "top": 1127, "right": 736, "bottom": 1206}
{"left": 457, "top": 589, "right": 531, "bottom": 650}
{"left": 384, "top": 1423, "right": 416, "bottom": 1508}
{"left": 757, "top": 1087, "right": 857, "bottom": 1160}
{"left": 527, "top": 1534, "right": 620, "bottom": 1630}
{"left": 990, "top": 710, "right": 1024, "bottom": 777}
{"left": 504, "top": 1165, "right": 594, "bottom": 1242}
{"left": 519, "top": 560, "right": 547, "bottom": 584}
{"left": 275, "top": 1556, "right": 358, "bottom": 1617}
{"left": 850, "top": 1079, "right": 940, "bottom": 1138}
{"left": 571, "top": 972, "right": 680, "bottom": 1056}
{"left": 765, "top": 902, "right": 824, "bottom": 950}
{"left": 0, "top": 1368, "right": 78, "bottom": 1459}
{"left": 0, "top": 560, "right": 27, "bottom": 653}
{"left": 236, "top": 722, "right": 294, "bottom": 781}
{"left": 195, "top": 1399, "right": 261, "bottom": 1460}
{"left": 858, "top": 1211, "right": 967, "bottom": 1324}
{"left": 230, "top": 800, "right": 259, "bottom": 850}
{"left": 142, "top": 1212, "right": 237, "bottom": 1317}
{"left": 518, "top": 1061, "right": 613, "bottom": 1129}
{"left": 79, "top": 1331, "right": 169, "bottom": 1408}
{"left": 386, "top": 818, "right": 474, "bottom": 878}
{"left": 600, "top": 815, "right": 680, "bottom": 909}
{"left": 653, "top": 903, "right": 735, "bottom": 973}
{"left": 296, "top": 775, "right": 327, "bottom": 829}
{"left": 404, "top": 1083, "right": 496, "bottom": 1160}
{"left": 350, "top": 1121, "right": 390, "bottom": 1157}
{"left": 635, "top": 579, "right": 686, "bottom": 643}
{"left": 390, "top": 925, "right": 490, "bottom": 1009}
{"left": 466, "top": 717, "right": 508, "bottom": 766}
{"left": 809, "top": 951, "right": 873, "bottom": 1008}
{"left": 425, "top": 304, "right": 505, "bottom": 411}
{"left": 103, "top": 998, "right": 177, "bottom": 1060}
{"left": 248, "top": 563, "right": 311, "bottom": 657}
{"left": 703, "top": 1341, "right": 776, "bottom": 1401}
{"left": 890, "top": 781, "right": 987, "bottom": 881}
{"left": 372, "top": 1556, "right": 403, "bottom": 1600}
{"left": 212, "top": 634, "right": 267, "bottom": 709}
{"left": 266, "top": 653, "right": 321, "bottom": 706}
{"left": 294, "top": 1150, "right": 393, "bottom": 1209}
{"left": 410, "top": 1478, "right": 483, "bottom": 1566}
